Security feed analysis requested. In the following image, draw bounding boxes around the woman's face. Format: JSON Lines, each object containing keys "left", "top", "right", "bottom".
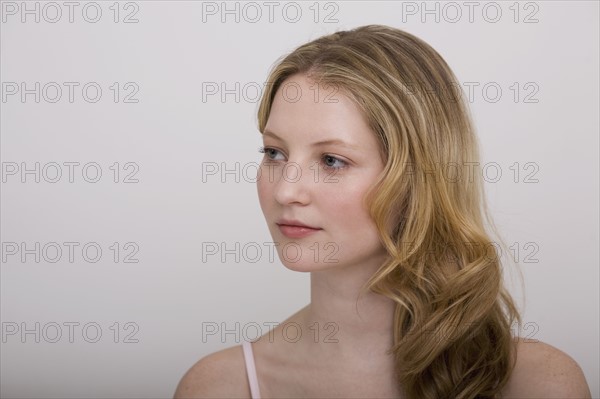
{"left": 257, "top": 73, "right": 388, "bottom": 272}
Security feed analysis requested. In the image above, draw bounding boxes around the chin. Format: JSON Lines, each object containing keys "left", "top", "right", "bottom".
{"left": 276, "top": 246, "right": 348, "bottom": 272}
{"left": 279, "top": 259, "right": 340, "bottom": 273}
{"left": 270, "top": 236, "right": 339, "bottom": 270}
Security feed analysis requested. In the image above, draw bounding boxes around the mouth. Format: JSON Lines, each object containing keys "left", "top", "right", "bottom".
{"left": 276, "top": 219, "right": 322, "bottom": 239}
{"left": 276, "top": 218, "right": 320, "bottom": 229}
{"left": 277, "top": 224, "right": 322, "bottom": 238}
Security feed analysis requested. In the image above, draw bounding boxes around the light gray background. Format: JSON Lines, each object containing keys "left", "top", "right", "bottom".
{"left": 1, "top": 1, "right": 598, "bottom": 398}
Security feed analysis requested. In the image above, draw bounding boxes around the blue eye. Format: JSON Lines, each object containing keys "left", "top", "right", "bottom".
{"left": 258, "top": 146, "right": 285, "bottom": 161}
{"left": 322, "top": 155, "right": 347, "bottom": 170}
{"left": 258, "top": 146, "right": 348, "bottom": 170}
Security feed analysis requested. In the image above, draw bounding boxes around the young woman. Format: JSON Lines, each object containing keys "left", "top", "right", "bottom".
{"left": 175, "top": 25, "right": 591, "bottom": 398}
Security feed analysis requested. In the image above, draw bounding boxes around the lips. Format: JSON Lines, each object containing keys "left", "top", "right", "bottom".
{"left": 277, "top": 224, "right": 322, "bottom": 239}
{"left": 276, "top": 218, "right": 320, "bottom": 229}
{"left": 276, "top": 219, "right": 322, "bottom": 239}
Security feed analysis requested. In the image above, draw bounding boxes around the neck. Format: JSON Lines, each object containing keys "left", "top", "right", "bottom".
{"left": 298, "top": 255, "right": 397, "bottom": 363}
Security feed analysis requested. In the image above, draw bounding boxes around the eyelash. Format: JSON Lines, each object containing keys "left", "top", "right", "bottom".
{"left": 258, "top": 146, "right": 348, "bottom": 171}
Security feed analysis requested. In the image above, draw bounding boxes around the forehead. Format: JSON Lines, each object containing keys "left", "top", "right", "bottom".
{"left": 265, "top": 74, "right": 376, "bottom": 147}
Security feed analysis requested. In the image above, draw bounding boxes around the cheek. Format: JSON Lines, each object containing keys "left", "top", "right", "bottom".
{"left": 323, "top": 180, "right": 380, "bottom": 239}
{"left": 318, "top": 184, "right": 384, "bottom": 266}
{"left": 321, "top": 180, "right": 371, "bottom": 223}
{"left": 330, "top": 178, "right": 375, "bottom": 225}
{"left": 256, "top": 164, "right": 272, "bottom": 209}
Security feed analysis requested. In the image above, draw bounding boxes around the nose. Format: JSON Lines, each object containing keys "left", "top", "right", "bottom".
{"left": 272, "top": 161, "right": 312, "bottom": 205}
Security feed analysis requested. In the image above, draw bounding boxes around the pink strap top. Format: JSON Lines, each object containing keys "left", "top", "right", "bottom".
{"left": 242, "top": 340, "right": 262, "bottom": 399}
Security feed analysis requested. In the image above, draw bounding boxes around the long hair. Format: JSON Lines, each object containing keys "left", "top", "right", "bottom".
{"left": 256, "top": 24, "right": 523, "bottom": 399}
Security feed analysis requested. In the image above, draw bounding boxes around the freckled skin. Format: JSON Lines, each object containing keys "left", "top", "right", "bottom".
{"left": 257, "top": 73, "right": 388, "bottom": 273}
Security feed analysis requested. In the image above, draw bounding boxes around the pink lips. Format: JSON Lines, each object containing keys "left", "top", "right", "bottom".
{"left": 277, "top": 225, "right": 322, "bottom": 238}
{"left": 276, "top": 218, "right": 322, "bottom": 238}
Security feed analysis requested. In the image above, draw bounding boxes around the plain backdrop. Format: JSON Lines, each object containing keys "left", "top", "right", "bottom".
{"left": 1, "top": 1, "right": 598, "bottom": 397}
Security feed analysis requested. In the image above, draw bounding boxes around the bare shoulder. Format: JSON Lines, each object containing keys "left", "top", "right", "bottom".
{"left": 173, "top": 344, "right": 250, "bottom": 399}
{"left": 501, "top": 337, "right": 592, "bottom": 398}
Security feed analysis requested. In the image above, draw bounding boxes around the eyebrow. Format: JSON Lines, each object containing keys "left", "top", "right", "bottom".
{"left": 263, "top": 130, "right": 359, "bottom": 150}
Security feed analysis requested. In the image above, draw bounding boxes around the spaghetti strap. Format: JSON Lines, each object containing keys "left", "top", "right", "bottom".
{"left": 242, "top": 340, "right": 262, "bottom": 399}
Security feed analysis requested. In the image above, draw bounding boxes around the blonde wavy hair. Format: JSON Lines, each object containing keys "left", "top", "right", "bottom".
{"left": 256, "top": 24, "right": 524, "bottom": 399}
